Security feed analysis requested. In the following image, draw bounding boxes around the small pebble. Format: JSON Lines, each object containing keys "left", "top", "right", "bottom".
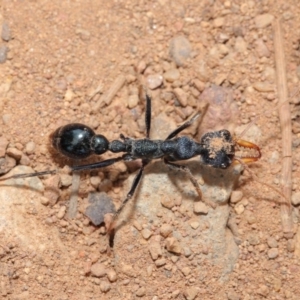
{"left": 255, "top": 39, "right": 270, "bottom": 58}
{"left": 107, "top": 269, "right": 117, "bottom": 282}
{"left": 166, "top": 237, "right": 181, "bottom": 254}
{"left": 160, "top": 196, "right": 175, "bottom": 209}
{"left": 255, "top": 14, "right": 274, "bottom": 28}
{"left": 230, "top": 191, "right": 243, "bottom": 203}
{"left": 164, "top": 69, "right": 180, "bottom": 82}
{"left": 60, "top": 174, "right": 72, "bottom": 187}
{"left": 100, "top": 281, "right": 111, "bottom": 293}
{"left": 193, "top": 79, "right": 205, "bottom": 92}
{"left": 57, "top": 206, "right": 66, "bottom": 219}
{"left": 146, "top": 74, "right": 163, "bottom": 90}
{"left": 181, "top": 266, "right": 191, "bottom": 276}
{"left": 91, "top": 263, "right": 107, "bottom": 278}
{"left": 273, "top": 278, "right": 282, "bottom": 292}
{"left": 40, "top": 196, "right": 49, "bottom": 206}
{"left": 194, "top": 202, "right": 208, "bottom": 214}
{"left": 121, "top": 264, "right": 134, "bottom": 277}
{"left": 169, "top": 35, "right": 192, "bottom": 66}
{"left": 291, "top": 192, "right": 300, "bottom": 205}
{"left": 59, "top": 220, "right": 68, "bottom": 227}
{"left": 213, "top": 17, "right": 225, "bottom": 27}
{"left": 248, "top": 234, "right": 260, "bottom": 246}
{"left": 0, "top": 45, "right": 8, "bottom": 63}
{"left": 227, "top": 290, "right": 240, "bottom": 300}
{"left": 98, "top": 179, "right": 113, "bottom": 192}
{"left": 2, "top": 114, "right": 11, "bottom": 124}
{"left": 0, "top": 137, "right": 8, "bottom": 157}
{"left": 268, "top": 248, "right": 279, "bottom": 259}
{"left": 257, "top": 284, "right": 269, "bottom": 297}
{"left": 90, "top": 176, "right": 101, "bottom": 189}
{"left": 127, "top": 94, "right": 139, "bottom": 109}
{"left": 137, "top": 60, "right": 147, "bottom": 74}
{"left": 25, "top": 141, "right": 35, "bottom": 155}
{"left": 64, "top": 89, "right": 75, "bottom": 101}
{"left": 133, "top": 220, "right": 142, "bottom": 231}
{"left": 190, "top": 221, "right": 200, "bottom": 229}
{"left": 141, "top": 228, "right": 152, "bottom": 240}
{"left": 234, "top": 203, "right": 245, "bottom": 215}
{"left": 287, "top": 239, "right": 295, "bottom": 252}
{"left": 148, "top": 242, "right": 162, "bottom": 260}
{"left": 44, "top": 175, "right": 61, "bottom": 205}
{"left": 160, "top": 224, "right": 173, "bottom": 237}
{"left": 253, "top": 82, "right": 274, "bottom": 92}
{"left": 267, "top": 237, "right": 278, "bottom": 248}
{"left": 154, "top": 258, "right": 166, "bottom": 267}
{"left": 245, "top": 212, "right": 257, "bottom": 224}
{"left": 20, "top": 154, "right": 30, "bottom": 166}
{"left": 173, "top": 88, "right": 187, "bottom": 107}
{"left": 136, "top": 287, "right": 146, "bottom": 297}
{"left": 2, "top": 22, "right": 11, "bottom": 41}
{"left": 6, "top": 148, "right": 22, "bottom": 160}
{"left": 184, "top": 286, "right": 198, "bottom": 300}
{"left": 234, "top": 37, "right": 247, "bottom": 53}
{"left": 183, "top": 247, "right": 192, "bottom": 257}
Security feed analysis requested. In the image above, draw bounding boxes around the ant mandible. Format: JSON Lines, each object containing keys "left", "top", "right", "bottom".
{"left": 0, "top": 89, "right": 261, "bottom": 246}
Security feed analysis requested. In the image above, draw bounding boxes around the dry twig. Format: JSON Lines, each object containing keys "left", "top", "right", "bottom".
{"left": 67, "top": 172, "right": 80, "bottom": 219}
{"left": 93, "top": 75, "right": 126, "bottom": 112}
{"left": 273, "top": 19, "right": 293, "bottom": 237}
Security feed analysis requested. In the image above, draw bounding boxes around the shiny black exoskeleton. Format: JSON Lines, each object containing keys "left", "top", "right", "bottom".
{"left": 52, "top": 123, "right": 109, "bottom": 159}
{"left": 51, "top": 121, "right": 234, "bottom": 167}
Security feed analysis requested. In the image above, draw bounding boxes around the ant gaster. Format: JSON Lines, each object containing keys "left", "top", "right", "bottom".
{"left": 0, "top": 91, "right": 261, "bottom": 246}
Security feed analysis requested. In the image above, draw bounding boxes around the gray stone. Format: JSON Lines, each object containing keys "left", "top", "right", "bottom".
{"left": 169, "top": 36, "right": 192, "bottom": 67}
{"left": 85, "top": 192, "right": 115, "bottom": 226}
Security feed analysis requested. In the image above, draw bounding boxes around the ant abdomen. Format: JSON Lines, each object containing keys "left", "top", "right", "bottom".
{"left": 51, "top": 123, "right": 109, "bottom": 159}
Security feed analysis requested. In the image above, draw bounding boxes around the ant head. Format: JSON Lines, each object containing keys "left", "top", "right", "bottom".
{"left": 200, "top": 130, "right": 235, "bottom": 169}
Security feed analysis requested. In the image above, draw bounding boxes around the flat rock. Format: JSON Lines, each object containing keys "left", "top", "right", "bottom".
{"left": 113, "top": 160, "right": 241, "bottom": 282}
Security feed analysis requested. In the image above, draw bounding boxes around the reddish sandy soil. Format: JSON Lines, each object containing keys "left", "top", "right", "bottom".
{"left": 1, "top": 1, "right": 300, "bottom": 300}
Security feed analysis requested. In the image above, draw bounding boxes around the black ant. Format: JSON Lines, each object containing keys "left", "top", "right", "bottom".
{"left": 0, "top": 91, "right": 261, "bottom": 246}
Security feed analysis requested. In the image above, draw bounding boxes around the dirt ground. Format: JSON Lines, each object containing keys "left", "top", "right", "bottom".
{"left": 1, "top": 0, "right": 300, "bottom": 299}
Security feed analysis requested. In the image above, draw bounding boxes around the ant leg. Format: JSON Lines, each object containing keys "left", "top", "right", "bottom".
{"left": 164, "top": 159, "right": 217, "bottom": 208}
{"left": 0, "top": 156, "right": 126, "bottom": 181}
{"left": 139, "top": 86, "right": 152, "bottom": 138}
{"left": 234, "top": 157, "right": 288, "bottom": 203}
{"left": 145, "top": 93, "right": 151, "bottom": 138}
{"left": 0, "top": 169, "right": 57, "bottom": 181}
{"left": 108, "top": 159, "right": 149, "bottom": 246}
{"left": 71, "top": 156, "right": 125, "bottom": 172}
{"left": 165, "top": 104, "right": 208, "bottom": 140}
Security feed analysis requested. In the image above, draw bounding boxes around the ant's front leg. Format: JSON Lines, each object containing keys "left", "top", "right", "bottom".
{"left": 164, "top": 159, "right": 217, "bottom": 209}
{"left": 165, "top": 104, "right": 208, "bottom": 140}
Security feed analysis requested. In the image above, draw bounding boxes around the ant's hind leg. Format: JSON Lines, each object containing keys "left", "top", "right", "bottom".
{"left": 108, "top": 159, "right": 149, "bottom": 247}
{"left": 145, "top": 93, "right": 151, "bottom": 138}
{"left": 165, "top": 104, "right": 208, "bottom": 140}
{"left": 139, "top": 86, "right": 152, "bottom": 138}
{"left": 164, "top": 159, "right": 217, "bottom": 209}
